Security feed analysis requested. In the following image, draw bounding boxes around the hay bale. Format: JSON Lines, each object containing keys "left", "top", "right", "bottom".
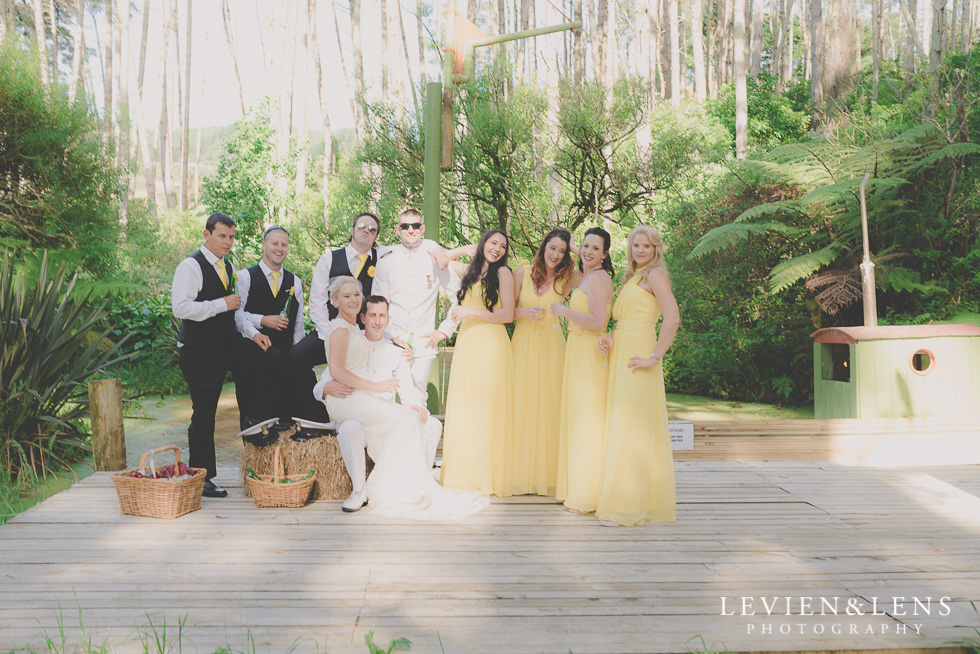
{"left": 240, "top": 424, "right": 372, "bottom": 500}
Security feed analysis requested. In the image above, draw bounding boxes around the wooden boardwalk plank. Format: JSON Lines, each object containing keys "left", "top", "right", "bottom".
{"left": 2, "top": 462, "right": 979, "bottom": 653}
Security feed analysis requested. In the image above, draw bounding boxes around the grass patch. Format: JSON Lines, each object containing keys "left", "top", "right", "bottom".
{"left": 0, "top": 458, "right": 95, "bottom": 525}
{"left": 667, "top": 392, "right": 814, "bottom": 420}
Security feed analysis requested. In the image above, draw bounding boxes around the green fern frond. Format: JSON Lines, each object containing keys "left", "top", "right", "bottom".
{"left": 690, "top": 222, "right": 806, "bottom": 258}
{"left": 734, "top": 200, "right": 808, "bottom": 222}
{"left": 768, "top": 244, "right": 842, "bottom": 293}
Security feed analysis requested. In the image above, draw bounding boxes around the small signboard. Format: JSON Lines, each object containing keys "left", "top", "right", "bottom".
{"left": 669, "top": 420, "right": 694, "bottom": 450}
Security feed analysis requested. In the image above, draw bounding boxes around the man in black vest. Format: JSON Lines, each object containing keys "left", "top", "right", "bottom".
{"left": 288, "top": 213, "right": 382, "bottom": 421}
{"left": 232, "top": 225, "right": 304, "bottom": 425}
{"left": 172, "top": 213, "right": 267, "bottom": 498}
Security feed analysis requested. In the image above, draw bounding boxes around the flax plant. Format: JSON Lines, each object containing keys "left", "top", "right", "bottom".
{"left": 0, "top": 252, "right": 132, "bottom": 479}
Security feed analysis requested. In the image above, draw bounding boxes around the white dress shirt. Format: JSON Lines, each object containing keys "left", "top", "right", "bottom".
{"left": 315, "top": 336, "right": 424, "bottom": 408}
{"left": 308, "top": 240, "right": 437, "bottom": 339}
{"left": 372, "top": 243, "right": 460, "bottom": 357}
{"left": 172, "top": 246, "right": 241, "bottom": 346}
{"left": 234, "top": 260, "right": 305, "bottom": 345}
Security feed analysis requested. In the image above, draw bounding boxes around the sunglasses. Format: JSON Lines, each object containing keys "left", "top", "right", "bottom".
{"left": 355, "top": 223, "right": 379, "bottom": 234}
{"left": 263, "top": 225, "right": 289, "bottom": 237}
{"left": 398, "top": 222, "right": 423, "bottom": 231}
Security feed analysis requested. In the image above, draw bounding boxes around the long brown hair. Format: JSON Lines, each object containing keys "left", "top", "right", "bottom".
{"left": 530, "top": 229, "right": 574, "bottom": 297}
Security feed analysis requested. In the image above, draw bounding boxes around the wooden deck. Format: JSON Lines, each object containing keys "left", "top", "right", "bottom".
{"left": 3, "top": 460, "right": 980, "bottom": 653}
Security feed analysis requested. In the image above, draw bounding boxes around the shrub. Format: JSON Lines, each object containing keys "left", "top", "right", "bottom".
{"left": 0, "top": 42, "right": 120, "bottom": 276}
{"left": 0, "top": 253, "right": 132, "bottom": 478}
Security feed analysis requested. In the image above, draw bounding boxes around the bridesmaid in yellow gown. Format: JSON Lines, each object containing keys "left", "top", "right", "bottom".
{"left": 511, "top": 229, "right": 578, "bottom": 496}
{"left": 596, "top": 225, "right": 680, "bottom": 526}
{"left": 441, "top": 230, "right": 516, "bottom": 496}
{"left": 550, "top": 227, "right": 614, "bottom": 513}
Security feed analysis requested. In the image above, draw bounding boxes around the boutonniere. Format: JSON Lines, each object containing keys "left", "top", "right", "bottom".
{"left": 367, "top": 265, "right": 376, "bottom": 278}
{"left": 288, "top": 285, "right": 295, "bottom": 296}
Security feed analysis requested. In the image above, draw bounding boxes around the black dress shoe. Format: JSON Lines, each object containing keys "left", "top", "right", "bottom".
{"left": 202, "top": 480, "right": 228, "bottom": 498}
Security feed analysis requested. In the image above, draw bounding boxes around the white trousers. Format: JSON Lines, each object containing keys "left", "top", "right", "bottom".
{"left": 337, "top": 416, "right": 442, "bottom": 493}
{"left": 408, "top": 354, "right": 437, "bottom": 405}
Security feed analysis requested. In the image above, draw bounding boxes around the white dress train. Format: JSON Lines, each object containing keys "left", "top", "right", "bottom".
{"left": 323, "top": 319, "right": 489, "bottom": 521}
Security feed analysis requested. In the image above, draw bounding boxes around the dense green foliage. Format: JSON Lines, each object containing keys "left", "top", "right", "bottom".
{"left": 201, "top": 100, "right": 298, "bottom": 264}
{"left": 0, "top": 42, "right": 120, "bottom": 276}
{"left": 0, "top": 253, "right": 132, "bottom": 479}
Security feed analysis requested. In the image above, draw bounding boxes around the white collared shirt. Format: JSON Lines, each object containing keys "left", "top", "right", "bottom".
{"left": 171, "top": 246, "right": 237, "bottom": 326}
{"left": 234, "top": 260, "right": 306, "bottom": 345}
{"left": 308, "top": 240, "right": 437, "bottom": 339}
{"left": 372, "top": 243, "right": 460, "bottom": 356}
{"left": 314, "top": 336, "right": 422, "bottom": 408}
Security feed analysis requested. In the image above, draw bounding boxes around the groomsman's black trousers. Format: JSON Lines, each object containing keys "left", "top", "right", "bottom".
{"left": 288, "top": 331, "right": 329, "bottom": 422}
{"left": 232, "top": 340, "right": 290, "bottom": 428}
{"left": 178, "top": 342, "right": 234, "bottom": 480}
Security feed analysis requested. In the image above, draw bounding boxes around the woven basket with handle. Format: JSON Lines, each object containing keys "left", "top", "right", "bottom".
{"left": 246, "top": 443, "right": 316, "bottom": 508}
{"left": 111, "top": 445, "right": 206, "bottom": 519}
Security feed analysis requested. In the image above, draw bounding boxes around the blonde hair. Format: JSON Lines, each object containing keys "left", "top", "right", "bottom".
{"left": 623, "top": 225, "right": 667, "bottom": 283}
{"left": 328, "top": 275, "right": 363, "bottom": 302}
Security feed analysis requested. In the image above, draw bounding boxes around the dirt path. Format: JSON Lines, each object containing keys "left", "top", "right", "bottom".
{"left": 122, "top": 382, "right": 244, "bottom": 468}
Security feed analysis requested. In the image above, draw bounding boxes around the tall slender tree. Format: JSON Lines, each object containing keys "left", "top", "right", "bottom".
{"left": 691, "top": 0, "right": 707, "bottom": 100}
{"left": 180, "top": 0, "right": 192, "bottom": 211}
{"left": 69, "top": 0, "right": 85, "bottom": 102}
{"left": 309, "top": 0, "right": 335, "bottom": 224}
{"left": 734, "top": 0, "right": 748, "bottom": 158}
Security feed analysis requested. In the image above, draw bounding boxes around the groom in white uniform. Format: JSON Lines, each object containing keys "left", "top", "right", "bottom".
{"left": 372, "top": 209, "right": 462, "bottom": 405}
{"left": 314, "top": 295, "right": 442, "bottom": 512}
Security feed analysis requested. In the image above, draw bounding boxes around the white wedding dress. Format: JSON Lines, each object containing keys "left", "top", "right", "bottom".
{"left": 323, "top": 319, "right": 489, "bottom": 521}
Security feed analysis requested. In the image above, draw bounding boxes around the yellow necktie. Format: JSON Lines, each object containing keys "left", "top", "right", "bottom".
{"left": 353, "top": 253, "right": 368, "bottom": 278}
{"left": 270, "top": 271, "right": 281, "bottom": 297}
{"left": 215, "top": 261, "right": 228, "bottom": 290}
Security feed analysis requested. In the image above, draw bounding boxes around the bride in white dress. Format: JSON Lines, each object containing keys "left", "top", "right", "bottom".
{"left": 322, "top": 276, "right": 489, "bottom": 521}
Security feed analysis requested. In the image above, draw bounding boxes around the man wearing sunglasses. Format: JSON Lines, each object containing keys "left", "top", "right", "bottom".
{"left": 291, "top": 212, "right": 447, "bottom": 422}
{"left": 372, "top": 208, "right": 465, "bottom": 407}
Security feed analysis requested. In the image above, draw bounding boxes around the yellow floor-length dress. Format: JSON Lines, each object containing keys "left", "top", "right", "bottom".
{"left": 511, "top": 273, "right": 566, "bottom": 496}
{"left": 441, "top": 284, "right": 514, "bottom": 497}
{"left": 596, "top": 275, "right": 676, "bottom": 525}
{"left": 555, "top": 287, "right": 609, "bottom": 512}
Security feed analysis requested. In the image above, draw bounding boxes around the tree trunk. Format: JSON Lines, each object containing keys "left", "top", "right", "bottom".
{"left": 608, "top": 0, "right": 619, "bottom": 87}
{"left": 160, "top": 0, "right": 177, "bottom": 210}
{"left": 350, "top": 0, "right": 366, "bottom": 141}
{"left": 180, "top": 0, "right": 192, "bottom": 212}
{"left": 691, "top": 0, "right": 707, "bottom": 99}
{"left": 381, "top": 0, "right": 390, "bottom": 97}
{"left": 47, "top": 0, "right": 57, "bottom": 81}
{"left": 715, "top": 0, "right": 731, "bottom": 87}
{"left": 576, "top": 0, "right": 585, "bottom": 86}
{"left": 636, "top": 0, "right": 653, "bottom": 153}
{"left": 853, "top": 0, "right": 861, "bottom": 71}
{"left": 296, "top": 13, "right": 309, "bottom": 198}
{"left": 705, "top": 0, "right": 715, "bottom": 97}
{"left": 751, "top": 0, "right": 764, "bottom": 75}
{"left": 810, "top": 0, "right": 824, "bottom": 125}
{"left": 734, "top": 0, "right": 748, "bottom": 158}
{"left": 397, "top": 1, "right": 420, "bottom": 117}
{"left": 669, "top": 0, "right": 680, "bottom": 104}
{"left": 331, "top": 0, "right": 358, "bottom": 131}
{"left": 782, "top": 0, "right": 794, "bottom": 85}
{"left": 33, "top": 0, "right": 50, "bottom": 88}
{"left": 309, "top": 0, "right": 335, "bottom": 224}
{"left": 69, "top": 0, "right": 85, "bottom": 102}
{"left": 595, "top": 0, "right": 607, "bottom": 86}
{"left": 221, "top": 0, "right": 246, "bottom": 118}
{"left": 117, "top": 0, "right": 130, "bottom": 225}
{"left": 772, "top": 0, "right": 785, "bottom": 77}
{"left": 103, "top": 0, "right": 112, "bottom": 143}
{"left": 931, "top": 0, "right": 947, "bottom": 70}
{"left": 872, "top": 0, "right": 881, "bottom": 100}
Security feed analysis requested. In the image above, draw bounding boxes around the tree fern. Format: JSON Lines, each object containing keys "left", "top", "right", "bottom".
{"left": 768, "top": 245, "right": 843, "bottom": 293}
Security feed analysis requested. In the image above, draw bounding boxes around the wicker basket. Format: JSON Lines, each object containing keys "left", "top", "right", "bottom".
{"left": 111, "top": 446, "right": 206, "bottom": 519}
{"left": 246, "top": 443, "right": 316, "bottom": 508}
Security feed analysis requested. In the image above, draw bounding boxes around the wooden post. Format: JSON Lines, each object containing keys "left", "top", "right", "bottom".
{"left": 89, "top": 378, "right": 127, "bottom": 471}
